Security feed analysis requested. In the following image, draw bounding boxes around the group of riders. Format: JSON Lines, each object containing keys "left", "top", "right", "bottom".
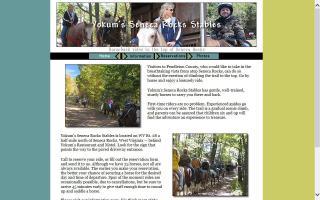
{"left": 173, "top": 147, "right": 237, "bottom": 195}
{"left": 75, "top": 96, "right": 140, "bottom": 127}
{"left": 61, "top": 4, "right": 116, "bottom": 47}
{"left": 61, "top": 3, "right": 252, "bottom": 47}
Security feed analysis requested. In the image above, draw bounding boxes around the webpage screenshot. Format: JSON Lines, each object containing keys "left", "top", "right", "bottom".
{"left": 50, "top": 1, "right": 263, "bottom": 200}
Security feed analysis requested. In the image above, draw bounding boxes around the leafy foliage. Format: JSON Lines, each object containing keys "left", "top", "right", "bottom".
{"left": 65, "top": 74, "right": 78, "bottom": 96}
{"left": 173, "top": 133, "right": 249, "bottom": 195}
{"left": 56, "top": 2, "right": 132, "bottom": 44}
{"left": 68, "top": 64, "right": 140, "bottom": 108}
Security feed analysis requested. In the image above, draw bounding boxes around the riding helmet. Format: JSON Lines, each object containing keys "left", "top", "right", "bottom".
{"left": 218, "top": 3, "right": 233, "bottom": 15}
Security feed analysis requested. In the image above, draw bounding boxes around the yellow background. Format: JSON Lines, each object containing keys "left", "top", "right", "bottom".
{"left": 264, "top": 0, "right": 315, "bottom": 199}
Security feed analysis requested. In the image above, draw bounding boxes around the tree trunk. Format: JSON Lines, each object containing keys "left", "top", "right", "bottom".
{"left": 114, "top": 3, "right": 118, "bottom": 19}
{"left": 95, "top": 3, "right": 100, "bottom": 25}
{"left": 237, "top": 137, "right": 243, "bottom": 183}
{"left": 210, "top": 136, "right": 219, "bottom": 162}
{"left": 89, "top": 3, "right": 93, "bottom": 23}
{"left": 89, "top": 3, "right": 93, "bottom": 44}
{"left": 124, "top": 3, "right": 129, "bottom": 45}
{"left": 242, "top": 134, "right": 249, "bottom": 196}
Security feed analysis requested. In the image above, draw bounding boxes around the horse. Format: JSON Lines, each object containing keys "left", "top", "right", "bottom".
{"left": 174, "top": 167, "right": 186, "bottom": 196}
{"left": 191, "top": 158, "right": 204, "bottom": 194}
{"left": 206, "top": 36, "right": 233, "bottom": 47}
{"left": 136, "top": 21, "right": 167, "bottom": 47}
{"left": 226, "top": 163, "right": 237, "bottom": 174}
{"left": 66, "top": 22, "right": 94, "bottom": 47}
{"left": 96, "top": 17, "right": 125, "bottom": 47}
{"left": 81, "top": 98, "right": 88, "bottom": 108}
{"left": 172, "top": 172, "right": 179, "bottom": 196}
{"left": 200, "top": 160, "right": 210, "bottom": 189}
{"left": 105, "top": 102, "right": 120, "bottom": 118}
{"left": 209, "top": 163, "right": 225, "bottom": 186}
{"left": 206, "top": 35, "right": 252, "bottom": 47}
{"left": 190, "top": 159, "right": 210, "bottom": 192}
{"left": 182, "top": 167, "right": 193, "bottom": 195}
{"left": 118, "top": 103, "right": 140, "bottom": 127}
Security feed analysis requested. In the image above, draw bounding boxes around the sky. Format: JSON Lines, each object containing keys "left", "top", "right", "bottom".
{"left": 66, "top": 64, "right": 80, "bottom": 78}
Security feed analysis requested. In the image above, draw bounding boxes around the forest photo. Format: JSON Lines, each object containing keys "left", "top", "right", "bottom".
{"left": 65, "top": 64, "right": 140, "bottom": 127}
{"left": 172, "top": 133, "right": 248, "bottom": 197}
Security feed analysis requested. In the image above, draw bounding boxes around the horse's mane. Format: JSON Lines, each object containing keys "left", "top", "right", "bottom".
{"left": 154, "top": 30, "right": 167, "bottom": 47}
{"left": 68, "top": 22, "right": 86, "bottom": 36}
{"left": 66, "top": 22, "right": 93, "bottom": 46}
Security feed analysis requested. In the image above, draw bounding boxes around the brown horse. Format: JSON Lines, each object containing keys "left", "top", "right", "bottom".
{"left": 105, "top": 102, "right": 120, "bottom": 118}
{"left": 183, "top": 167, "right": 193, "bottom": 195}
{"left": 96, "top": 17, "right": 125, "bottom": 47}
{"left": 191, "top": 158, "right": 202, "bottom": 194}
{"left": 66, "top": 22, "right": 93, "bottom": 47}
{"left": 206, "top": 36, "right": 233, "bottom": 47}
{"left": 206, "top": 35, "right": 252, "bottom": 47}
{"left": 118, "top": 104, "right": 140, "bottom": 127}
{"left": 191, "top": 158, "right": 210, "bottom": 193}
{"left": 136, "top": 21, "right": 167, "bottom": 47}
{"left": 172, "top": 172, "right": 179, "bottom": 196}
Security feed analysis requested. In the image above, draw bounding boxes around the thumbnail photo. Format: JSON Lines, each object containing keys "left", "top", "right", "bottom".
{"left": 65, "top": 64, "right": 140, "bottom": 127}
{"left": 206, "top": 2, "right": 257, "bottom": 47}
{"left": 172, "top": 133, "right": 248, "bottom": 197}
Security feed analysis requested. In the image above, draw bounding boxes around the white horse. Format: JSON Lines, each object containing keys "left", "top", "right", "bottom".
{"left": 136, "top": 21, "right": 167, "bottom": 47}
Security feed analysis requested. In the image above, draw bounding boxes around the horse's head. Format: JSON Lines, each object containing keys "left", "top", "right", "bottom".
{"left": 83, "top": 21, "right": 94, "bottom": 46}
{"left": 136, "top": 21, "right": 166, "bottom": 47}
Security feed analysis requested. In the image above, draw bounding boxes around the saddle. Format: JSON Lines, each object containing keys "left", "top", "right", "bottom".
{"left": 225, "top": 37, "right": 252, "bottom": 47}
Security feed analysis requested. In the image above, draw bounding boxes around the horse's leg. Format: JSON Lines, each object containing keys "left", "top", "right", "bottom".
{"left": 97, "top": 31, "right": 101, "bottom": 47}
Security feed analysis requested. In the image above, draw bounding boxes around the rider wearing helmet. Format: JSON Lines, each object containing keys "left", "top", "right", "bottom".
{"left": 210, "top": 3, "right": 250, "bottom": 47}
{"left": 179, "top": 148, "right": 195, "bottom": 180}
{"left": 101, "top": 9, "right": 115, "bottom": 35}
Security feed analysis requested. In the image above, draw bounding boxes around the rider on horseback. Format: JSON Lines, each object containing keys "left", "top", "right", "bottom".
{"left": 173, "top": 147, "right": 184, "bottom": 191}
{"left": 61, "top": 4, "right": 78, "bottom": 47}
{"left": 155, "top": 3, "right": 182, "bottom": 47}
{"left": 179, "top": 148, "right": 195, "bottom": 181}
{"left": 200, "top": 159, "right": 210, "bottom": 176}
{"left": 103, "top": 98, "right": 108, "bottom": 115}
{"left": 108, "top": 97, "right": 113, "bottom": 109}
{"left": 101, "top": 9, "right": 115, "bottom": 37}
{"left": 210, "top": 3, "right": 250, "bottom": 47}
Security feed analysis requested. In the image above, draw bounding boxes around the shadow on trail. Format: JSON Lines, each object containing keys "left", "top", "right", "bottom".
{"left": 193, "top": 171, "right": 242, "bottom": 197}
{"left": 65, "top": 105, "right": 118, "bottom": 127}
